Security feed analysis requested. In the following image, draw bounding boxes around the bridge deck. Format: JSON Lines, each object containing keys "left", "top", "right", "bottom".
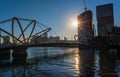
{"left": 1, "top": 43, "right": 120, "bottom": 50}
{"left": 0, "top": 43, "right": 79, "bottom": 50}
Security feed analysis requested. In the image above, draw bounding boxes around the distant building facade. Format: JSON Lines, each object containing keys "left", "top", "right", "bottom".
{"left": 48, "top": 36, "right": 60, "bottom": 43}
{"left": 77, "top": 10, "right": 94, "bottom": 45}
{"left": 3, "top": 36, "right": 10, "bottom": 45}
{"left": 107, "top": 26, "right": 120, "bottom": 45}
{"left": 30, "top": 33, "right": 48, "bottom": 44}
{"left": 30, "top": 35, "right": 60, "bottom": 44}
{"left": 96, "top": 3, "right": 114, "bottom": 36}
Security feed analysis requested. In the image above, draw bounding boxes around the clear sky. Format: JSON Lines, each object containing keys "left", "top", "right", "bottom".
{"left": 0, "top": 0, "right": 120, "bottom": 40}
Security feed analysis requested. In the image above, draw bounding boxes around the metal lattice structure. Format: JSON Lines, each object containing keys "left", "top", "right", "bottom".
{"left": 0, "top": 17, "right": 51, "bottom": 45}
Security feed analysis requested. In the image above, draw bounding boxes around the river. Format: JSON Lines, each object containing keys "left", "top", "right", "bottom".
{"left": 0, "top": 47, "right": 120, "bottom": 77}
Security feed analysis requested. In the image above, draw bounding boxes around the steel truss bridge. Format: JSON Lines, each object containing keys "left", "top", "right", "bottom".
{"left": 0, "top": 17, "right": 79, "bottom": 50}
{"left": 0, "top": 17, "right": 51, "bottom": 45}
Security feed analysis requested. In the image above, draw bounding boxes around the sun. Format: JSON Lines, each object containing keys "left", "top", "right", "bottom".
{"left": 72, "top": 20, "right": 78, "bottom": 27}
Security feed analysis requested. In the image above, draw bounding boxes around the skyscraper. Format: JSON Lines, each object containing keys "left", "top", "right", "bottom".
{"left": 96, "top": 3, "right": 114, "bottom": 36}
{"left": 78, "top": 10, "right": 94, "bottom": 45}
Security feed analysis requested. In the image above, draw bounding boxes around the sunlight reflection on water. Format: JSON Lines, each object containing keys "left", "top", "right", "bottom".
{"left": 0, "top": 47, "right": 120, "bottom": 77}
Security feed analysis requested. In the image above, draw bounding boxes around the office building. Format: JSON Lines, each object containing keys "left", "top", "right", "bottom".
{"left": 78, "top": 10, "right": 94, "bottom": 45}
{"left": 96, "top": 3, "right": 114, "bottom": 36}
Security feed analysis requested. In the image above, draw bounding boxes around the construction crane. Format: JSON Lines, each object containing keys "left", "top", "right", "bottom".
{"left": 83, "top": 0, "right": 87, "bottom": 11}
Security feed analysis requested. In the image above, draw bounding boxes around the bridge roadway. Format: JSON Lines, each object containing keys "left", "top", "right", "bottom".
{"left": 1, "top": 43, "right": 119, "bottom": 50}
{"left": 0, "top": 43, "right": 80, "bottom": 50}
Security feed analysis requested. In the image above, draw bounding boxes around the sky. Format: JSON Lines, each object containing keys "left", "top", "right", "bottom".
{"left": 0, "top": 0, "right": 120, "bottom": 40}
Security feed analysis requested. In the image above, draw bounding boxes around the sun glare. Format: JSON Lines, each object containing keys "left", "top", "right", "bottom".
{"left": 72, "top": 20, "right": 78, "bottom": 27}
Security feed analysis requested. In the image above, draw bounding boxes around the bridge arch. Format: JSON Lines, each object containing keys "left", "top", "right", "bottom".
{"left": 0, "top": 17, "right": 51, "bottom": 45}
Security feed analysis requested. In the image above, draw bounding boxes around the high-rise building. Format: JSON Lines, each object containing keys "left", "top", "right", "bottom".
{"left": 78, "top": 10, "right": 94, "bottom": 45}
{"left": 96, "top": 3, "right": 114, "bottom": 36}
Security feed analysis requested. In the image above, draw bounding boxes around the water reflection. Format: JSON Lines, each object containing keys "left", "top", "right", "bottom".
{"left": 116, "top": 58, "right": 120, "bottom": 77}
{"left": 96, "top": 48, "right": 119, "bottom": 77}
{"left": 74, "top": 49, "right": 80, "bottom": 74}
{"left": 12, "top": 48, "right": 27, "bottom": 66}
{"left": 0, "top": 47, "right": 120, "bottom": 77}
{"left": 94, "top": 51, "right": 100, "bottom": 77}
{"left": 75, "top": 54, "right": 80, "bottom": 74}
{"left": 79, "top": 49, "right": 94, "bottom": 77}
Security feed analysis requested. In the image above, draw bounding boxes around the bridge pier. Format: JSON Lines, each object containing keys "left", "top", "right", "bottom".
{"left": 0, "top": 49, "right": 10, "bottom": 60}
{"left": 12, "top": 47, "right": 27, "bottom": 65}
{"left": 117, "top": 48, "right": 120, "bottom": 55}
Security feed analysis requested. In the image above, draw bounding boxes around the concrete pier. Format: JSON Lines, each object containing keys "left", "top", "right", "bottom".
{"left": 0, "top": 49, "right": 10, "bottom": 60}
{"left": 12, "top": 47, "right": 27, "bottom": 65}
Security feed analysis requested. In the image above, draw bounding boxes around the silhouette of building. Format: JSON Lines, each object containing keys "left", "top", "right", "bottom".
{"left": 30, "top": 33, "right": 48, "bottom": 44}
{"left": 107, "top": 26, "right": 120, "bottom": 45}
{"left": 31, "top": 35, "right": 61, "bottom": 44}
{"left": 3, "top": 36, "right": 10, "bottom": 45}
{"left": 48, "top": 36, "right": 60, "bottom": 43}
{"left": 96, "top": 3, "right": 114, "bottom": 36}
{"left": 77, "top": 10, "right": 94, "bottom": 45}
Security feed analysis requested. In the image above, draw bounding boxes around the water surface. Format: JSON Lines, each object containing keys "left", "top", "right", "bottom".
{"left": 0, "top": 47, "right": 119, "bottom": 77}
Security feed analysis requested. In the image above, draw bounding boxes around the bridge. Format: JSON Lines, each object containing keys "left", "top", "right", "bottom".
{"left": 0, "top": 17, "right": 79, "bottom": 49}
{"left": 0, "top": 17, "right": 52, "bottom": 45}
{"left": 0, "top": 17, "right": 119, "bottom": 65}
{"left": 0, "top": 43, "right": 79, "bottom": 50}
{"left": 0, "top": 17, "right": 80, "bottom": 64}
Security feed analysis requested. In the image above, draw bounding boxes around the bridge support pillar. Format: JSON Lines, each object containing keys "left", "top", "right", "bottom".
{"left": 12, "top": 47, "right": 27, "bottom": 65}
{"left": 117, "top": 48, "right": 120, "bottom": 55}
{"left": 0, "top": 49, "right": 10, "bottom": 60}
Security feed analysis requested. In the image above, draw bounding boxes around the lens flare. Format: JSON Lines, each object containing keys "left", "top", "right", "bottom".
{"left": 72, "top": 20, "right": 78, "bottom": 27}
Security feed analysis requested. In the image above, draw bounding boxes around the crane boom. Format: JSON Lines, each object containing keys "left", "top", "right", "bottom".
{"left": 83, "top": 0, "right": 87, "bottom": 11}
